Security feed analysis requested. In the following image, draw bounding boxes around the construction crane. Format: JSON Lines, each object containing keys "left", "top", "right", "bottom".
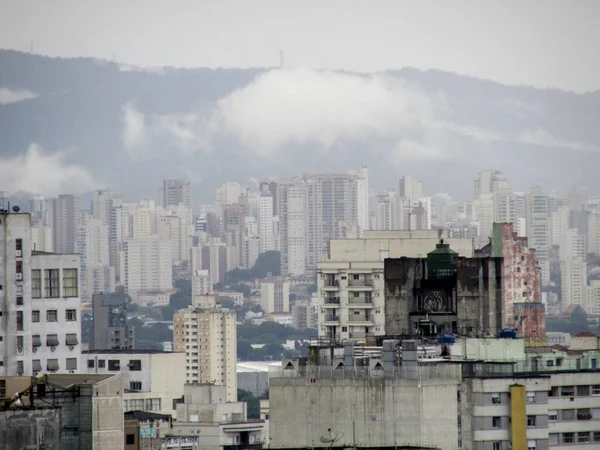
{"left": 0, "top": 374, "right": 48, "bottom": 410}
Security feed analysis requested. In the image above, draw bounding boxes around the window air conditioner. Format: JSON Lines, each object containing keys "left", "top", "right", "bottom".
{"left": 15, "top": 250, "right": 22, "bottom": 257}
{"left": 17, "top": 347, "right": 23, "bottom": 354}
{"left": 69, "top": 346, "right": 74, "bottom": 350}
{"left": 15, "top": 273, "right": 23, "bottom": 281}
{"left": 32, "top": 347, "right": 37, "bottom": 353}
{"left": 50, "top": 346, "right": 56, "bottom": 352}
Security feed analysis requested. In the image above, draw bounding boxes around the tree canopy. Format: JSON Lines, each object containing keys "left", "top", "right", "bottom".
{"left": 225, "top": 251, "right": 281, "bottom": 283}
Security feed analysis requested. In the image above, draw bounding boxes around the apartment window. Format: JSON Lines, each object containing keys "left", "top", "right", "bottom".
{"left": 31, "top": 270, "right": 41, "bottom": 298}
{"left": 549, "top": 434, "right": 559, "bottom": 445}
{"left": 126, "top": 434, "right": 135, "bottom": 445}
{"left": 578, "top": 432, "right": 590, "bottom": 443}
{"left": 47, "top": 359, "right": 59, "bottom": 371}
{"left": 492, "top": 393, "right": 501, "bottom": 404}
{"left": 492, "top": 416, "right": 501, "bottom": 428}
{"left": 16, "top": 296, "right": 23, "bottom": 306}
{"left": 527, "top": 416, "right": 536, "bottom": 427}
{"left": 16, "top": 311, "right": 23, "bottom": 331}
{"left": 62, "top": 268, "right": 78, "bottom": 297}
{"left": 577, "top": 385, "right": 590, "bottom": 396}
{"left": 593, "top": 431, "right": 600, "bottom": 442}
{"left": 65, "top": 309, "right": 77, "bottom": 321}
{"left": 561, "top": 386, "right": 574, "bottom": 397}
{"left": 353, "top": 274, "right": 360, "bottom": 280}
{"left": 108, "top": 360, "right": 120, "bottom": 371}
{"left": 562, "top": 433, "right": 574, "bottom": 444}
{"left": 129, "top": 381, "right": 142, "bottom": 391}
{"left": 0, "top": 380, "right": 5, "bottom": 399}
{"left": 353, "top": 292, "right": 360, "bottom": 298}
{"left": 526, "top": 392, "right": 535, "bottom": 404}
{"left": 128, "top": 360, "right": 142, "bottom": 371}
{"left": 98, "top": 360, "right": 106, "bottom": 368}
{"left": 492, "top": 442, "right": 501, "bottom": 450}
{"left": 66, "top": 358, "right": 77, "bottom": 370}
{"left": 87, "top": 360, "right": 95, "bottom": 368}
{"left": 546, "top": 360, "right": 554, "bottom": 367}
{"left": 592, "top": 385, "right": 600, "bottom": 395}
{"left": 16, "top": 261, "right": 22, "bottom": 274}
{"left": 16, "top": 239, "right": 22, "bottom": 252}
{"left": 44, "top": 269, "right": 60, "bottom": 298}
{"left": 577, "top": 408, "right": 592, "bottom": 420}
{"left": 342, "top": 326, "right": 347, "bottom": 332}
{"left": 548, "top": 410, "right": 557, "bottom": 421}
{"left": 561, "top": 409, "right": 575, "bottom": 420}
{"left": 46, "top": 310, "right": 57, "bottom": 322}
{"left": 146, "top": 398, "right": 161, "bottom": 411}
{"left": 549, "top": 386, "right": 559, "bottom": 397}
{"left": 16, "top": 336, "right": 24, "bottom": 350}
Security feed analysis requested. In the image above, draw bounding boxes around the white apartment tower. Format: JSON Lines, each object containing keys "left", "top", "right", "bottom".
{"left": 161, "top": 179, "right": 192, "bottom": 210}
{"left": 258, "top": 194, "right": 276, "bottom": 254}
{"left": 173, "top": 295, "right": 237, "bottom": 402}
{"left": 216, "top": 182, "right": 246, "bottom": 207}
{"left": 121, "top": 236, "right": 172, "bottom": 295}
{"left": 52, "top": 194, "right": 80, "bottom": 254}
{"left": 277, "top": 179, "right": 308, "bottom": 275}
{"left": 375, "top": 190, "right": 398, "bottom": 230}
{"left": 527, "top": 187, "right": 551, "bottom": 285}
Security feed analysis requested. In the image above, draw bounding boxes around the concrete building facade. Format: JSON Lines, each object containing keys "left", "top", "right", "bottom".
{"left": 83, "top": 349, "right": 186, "bottom": 417}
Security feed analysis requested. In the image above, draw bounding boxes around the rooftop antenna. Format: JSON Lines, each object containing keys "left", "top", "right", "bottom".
{"left": 279, "top": 49, "right": 284, "bottom": 68}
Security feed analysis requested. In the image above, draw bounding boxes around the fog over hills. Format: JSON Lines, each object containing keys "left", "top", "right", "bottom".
{"left": 0, "top": 50, "right": 597, "bottom": 204}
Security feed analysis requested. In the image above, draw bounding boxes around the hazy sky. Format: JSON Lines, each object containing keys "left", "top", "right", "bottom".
{"left": 1, "top": 0, "right": 599, "bottom": 92}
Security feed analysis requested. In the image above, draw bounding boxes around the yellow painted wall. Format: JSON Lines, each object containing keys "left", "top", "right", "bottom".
{"left": 510, "top": 384, "right": 527, "bottom": 450}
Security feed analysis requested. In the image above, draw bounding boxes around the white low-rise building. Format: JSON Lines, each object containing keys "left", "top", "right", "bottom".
{"left": 82, "top": 349, "right": 185, "bottom": 417}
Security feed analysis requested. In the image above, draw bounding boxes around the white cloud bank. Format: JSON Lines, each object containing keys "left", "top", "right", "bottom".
{"left": 0, "top": 88, "right": 37, "bottom": 105}
{"left": 0, "top": 145, "right": 97, "bottom": 196}
{"left": 121, "top": 68, "right": 597, "bottom": 162}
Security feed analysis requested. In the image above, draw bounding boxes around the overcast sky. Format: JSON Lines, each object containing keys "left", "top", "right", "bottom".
{"left": 1, "top": 0, "right": 599, "bottom": 92}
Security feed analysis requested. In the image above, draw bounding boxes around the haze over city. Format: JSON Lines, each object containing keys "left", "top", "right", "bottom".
{"left": 1, "top": 1, "right": 600, "bottom": 449}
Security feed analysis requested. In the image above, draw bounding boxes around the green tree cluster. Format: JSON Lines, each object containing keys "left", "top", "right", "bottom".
{"left": 225, "top": 251, "right": 281, "bottom": 283}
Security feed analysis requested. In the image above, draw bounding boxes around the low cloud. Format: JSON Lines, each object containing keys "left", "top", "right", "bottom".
{"left": 120, "top": 68, "right": 595, "bottom": 164}
{"left": 0, "top": 145, "right": 97, "bottom": 196}
{"left": 518, "top": 127, "right": 599, "bottom": 153}
{"left": 0, "top": 88, "right": 37, "bottom": 105}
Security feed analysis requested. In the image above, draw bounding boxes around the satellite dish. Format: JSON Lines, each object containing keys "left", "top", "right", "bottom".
{"left": 320, "top": 428, "right": 343, "bottom": 449}
{"left": 12, "top": 206, "right": 20, "bottom": 212}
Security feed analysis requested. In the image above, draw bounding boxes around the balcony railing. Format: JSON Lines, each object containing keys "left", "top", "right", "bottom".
{"left": 324, "top": 296, "right": 341, "bottom": 305}
{"left": 323, "top": 315, "right": 340, "bottom": 322}
{"left": 348, "top": 297, "right": 373, "bottom": 305}
{"left": 323, "top": 280, "right": 339, "bottom": 288}
{"left": 348, "top": 278, "right": 373, "bottom": 287}
{"left": 348, "top": 316, "right": 373, "bottom": 323}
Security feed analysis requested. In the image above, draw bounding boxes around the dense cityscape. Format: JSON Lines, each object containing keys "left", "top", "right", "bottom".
{"left": 1, "top": 166, "right": 600, "bottom": 449}
{"left": 1, "top": 1, "right": 599, "bottom": 449}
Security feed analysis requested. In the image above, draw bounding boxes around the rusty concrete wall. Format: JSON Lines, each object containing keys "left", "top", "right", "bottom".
{"left": 497, "top": 223, "right": 545, "bottom": 337}
{"left": 0, "top": 408, "right": 61, "bottom": 450}
{"left": 384, "top": 256, "right": 504, "bottom": 337}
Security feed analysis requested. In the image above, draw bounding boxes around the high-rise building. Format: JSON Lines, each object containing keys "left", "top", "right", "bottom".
{"left": 561, "top": 259, "right": 588, "bottom": 310}
{"left": 161, "top": 179, "right": 192, "bottom": 210}
{"left": 398, "top": 176, "right": 423, "bottom": 200}
{"left": 375, "top": 190, "right": 397, "bottom": 230}
{"left": 222, "top": 202, "right": 247, "bottom": 269}
{"left": 52, "top": 194, "right": 80, "bottom": 254}
{"left": 551, "top": 205, "right": 571, "bottom": 247}
{"left": 215, "top": 182, "right": 246, "bottom": 207}
{"left": 473, "top": 194, "right": 494, "bottom": 245}
{"left": 91, "top": 190, "right": 122, "bottom": 227}
{"left": 258, "top": 194, "right": 276, "bottom": 254}
{"left": 474, "top": 169, "right": 508, "bottom": 199}
{"left": 559, "top": 228, "right": 586, "bottom": 261}
{"left": 121, "top": 236, "right": 172, "bottom": 295}
{"left": 277, "top": 178, "right": 308, "bottom": 275}
{"left": 77, "top": 216, "right": 115, "bottom": 301}
{"left": 588, "top": 213, "right": 600, "bottom": 254}
{"left": 173, "top": 295, "right": 237, "bottom": 402}
{"left": 527, "top": 187, "right": 550, "bottom": 285}
{"left": 29, "top": 195, "right": 54, "bottom": 228}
